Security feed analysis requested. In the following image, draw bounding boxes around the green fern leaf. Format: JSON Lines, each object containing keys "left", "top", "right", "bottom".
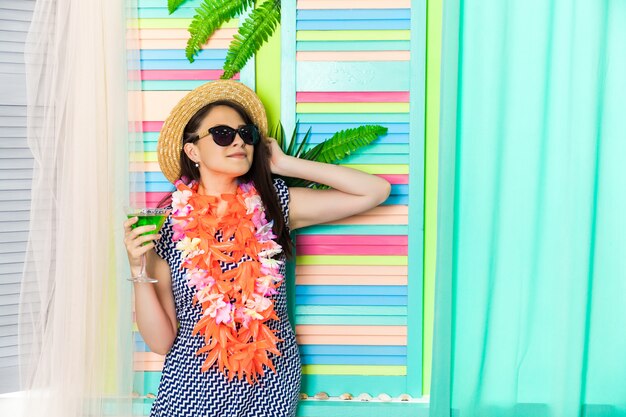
{"left": 185, "top": 0, "right": 254, "bottom": 63}
{"left": 301, "top": 125, "right": 388, "bottom": 164}
{"left": 221, "top": 0, "right": 281, "bottom": 79}
{"left": 168, "top": 0, "right": 189, "bottom": 14}
{"left": 277, "top": 124, "right": 387, "bottom": 189}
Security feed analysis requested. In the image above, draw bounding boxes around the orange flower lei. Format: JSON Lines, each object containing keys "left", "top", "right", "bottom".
{"left": 170, "top": 180, "right": 285, "bottom": 384}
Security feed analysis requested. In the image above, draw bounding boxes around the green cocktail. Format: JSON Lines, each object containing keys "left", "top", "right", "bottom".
{"left": 126, "top": 208, "right": 170, "bottom": 283}
{"left": 128, "top": 213, "right": 168, "bottom": 241}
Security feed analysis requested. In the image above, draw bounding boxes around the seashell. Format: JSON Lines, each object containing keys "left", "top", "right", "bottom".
{"left": 299, "top": 393, "right": 309, "bottom": 400}
{"left": 131, "top": 392, "right": 140, "bottom": 398}
{"left": 378, "top": 393, "right": 392, "bottom": 402}
{"left": 314, "top": 391, "right": 329, "bottom": 400}
{"left": 399, "top": 393, "right": 412, "bottom": 401}
{"left": 357, "top": 393, "right": 372, "bottom": 401}
{"left": 339, "top": 392, "right": 353, "bottom": 400}
{"left": 146, "top": 393, "right": 156, "bottom": 399}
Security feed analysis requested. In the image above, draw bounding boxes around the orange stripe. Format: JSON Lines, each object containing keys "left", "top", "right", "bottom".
{"left": 135, "top": 352, "right": 165, "bottom": 362}
{"left": 134, "top": 361, "right": 164, "bottom": 372}
{"left": 296, "top": 274, "right": 407, "bottom": 285}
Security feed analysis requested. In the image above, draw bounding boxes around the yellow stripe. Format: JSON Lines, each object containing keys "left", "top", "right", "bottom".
{"left": 296, "top": 255, "right": 407, "bottom": 266}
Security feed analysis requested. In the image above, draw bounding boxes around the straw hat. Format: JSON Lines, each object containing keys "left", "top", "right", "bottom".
{"left": 157, "top": 79, "right": 268, "bottom": 184}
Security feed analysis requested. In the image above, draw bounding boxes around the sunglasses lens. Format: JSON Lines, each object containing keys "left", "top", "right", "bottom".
{"left": 210, "top": 126, "right": 236, "bottom": 146}
{"left": 239, "top": 125, "right": 259, "bottom": 145}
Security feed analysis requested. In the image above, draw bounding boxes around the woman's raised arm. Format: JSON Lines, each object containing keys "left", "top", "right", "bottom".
{"left": 267, "top": 139, "right": 391, "bottom": 230}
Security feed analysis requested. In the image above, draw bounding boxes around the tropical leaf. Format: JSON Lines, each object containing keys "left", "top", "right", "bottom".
{"left": 221, "top": 0, "right": 281, "bottom": 79}
{"left": 185, "top": 0, "right": 255, "bottom": 63}
{"left": 168, "top": 0, "right": 189, "bottom": 14}
{"left": 272, "top": 124, "right": 388, "bottom": 189}
{"left": 302, "top": 125, "right": 388, "bottom": 164}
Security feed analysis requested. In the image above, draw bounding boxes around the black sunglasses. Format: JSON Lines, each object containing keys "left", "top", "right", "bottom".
{"left": 197, "top": 124, "right": 260, "bottom": 147}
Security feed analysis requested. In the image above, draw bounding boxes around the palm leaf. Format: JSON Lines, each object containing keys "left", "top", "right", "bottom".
{"left": 185, "top": 0, "right": 254, "bottom": 63}
{"left": 221, "top": 0, "right": 281, "bottom": 80}
{"left": 301, "top": 125, "right": 388, "bottom": 164}
{"left": 273, "top": 124, "right": 387, "bottom": 189}
{"left": 168, "top": 0, "right": 189, "bottom": 14}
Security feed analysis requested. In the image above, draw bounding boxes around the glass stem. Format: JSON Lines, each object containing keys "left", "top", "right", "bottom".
{"left": 139, "top": 253, "right": 146, "bottom": 278}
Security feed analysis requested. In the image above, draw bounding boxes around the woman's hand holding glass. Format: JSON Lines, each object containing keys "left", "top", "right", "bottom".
{"left": 123, "top": 215, "right": 164, "bottom": 283}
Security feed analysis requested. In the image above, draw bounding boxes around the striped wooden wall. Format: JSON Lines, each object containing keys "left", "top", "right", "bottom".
{"left": 282, "top": 0, "right": 426, "bottom": 405}
{"left": 130, "top": 0, "right": 427, "bottom": 414}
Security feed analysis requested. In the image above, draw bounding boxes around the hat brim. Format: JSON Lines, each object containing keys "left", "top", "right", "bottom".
{"left": 157, "top": 80, "right": 268, "bottom": 184}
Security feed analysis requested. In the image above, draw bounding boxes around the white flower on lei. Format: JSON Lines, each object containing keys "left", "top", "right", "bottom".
{"left": 176, "top": 236, "right": 203, "bottom": 258}
{"left": 172, "top": 189, "right": 192, "bottom": 214}
{"left": 244, "top": 194, "right": 263, "bottom": 215}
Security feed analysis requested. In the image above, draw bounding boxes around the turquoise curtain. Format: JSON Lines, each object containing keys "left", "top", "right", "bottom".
{"left": 430, "top": 1, "right": 626, "bottom": 417}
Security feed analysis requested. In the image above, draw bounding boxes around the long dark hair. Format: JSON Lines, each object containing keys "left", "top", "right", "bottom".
{"left": 159, "top": 100, "right": 293, "bottom": 258}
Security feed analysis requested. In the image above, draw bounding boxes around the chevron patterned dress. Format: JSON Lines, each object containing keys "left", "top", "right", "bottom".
{"left": 151, "top": 178, "right": 301, "bottom": 417}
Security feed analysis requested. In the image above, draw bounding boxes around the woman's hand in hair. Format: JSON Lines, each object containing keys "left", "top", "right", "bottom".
{"left": 266, "top": 137, "right": 291, "bottom": 176}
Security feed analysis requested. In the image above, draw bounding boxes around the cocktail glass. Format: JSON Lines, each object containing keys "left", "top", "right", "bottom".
{"left": 126, "top": 207, "right": 170, "bottom": 283}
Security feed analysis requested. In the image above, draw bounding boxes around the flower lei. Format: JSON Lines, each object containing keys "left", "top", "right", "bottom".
{"left": 170, "top": 180, "right": 285, "bottom": 384}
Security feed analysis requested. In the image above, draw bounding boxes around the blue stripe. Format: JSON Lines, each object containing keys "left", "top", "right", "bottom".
{"left": 383, "top": 195, "right": 408, "bottom": 205}
{"left": 297, "top": 9, "right": 411, "bottom": 21}
{"left": 297, "top": 62, "right": 410, "bottom": 92}
{"left": 140, "top": 49, "right": 227, "bottom": 60}
{"left": 300, "top": 355, "right": 406, "bottom": 366}
{"left": 298, "top": 225, "right": 408, "bottom": 235}
{"left": 295, "top": 295, "right": 407, "bottom": 306}
{"left": 299, "top": 344, "right": 407, "bottom": 356}
{"left": 297, "top": 20, "right": 411, "bottom": 31}
{"left": 297, "top": 40, "right": 411, "bottom": 51}
{"left": 296, "top": 285, "right": 408, "bottom": 296}
{"left": 140, "top": 60, "right": 225, "bottom": 70}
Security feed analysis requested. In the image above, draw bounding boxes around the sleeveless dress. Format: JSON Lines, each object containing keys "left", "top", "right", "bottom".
{"left": 150, "top": 178, "right": 301, "bottom": 417}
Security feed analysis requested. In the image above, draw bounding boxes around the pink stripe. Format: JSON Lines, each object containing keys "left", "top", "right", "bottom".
{"left": 297, "top": 235, "right": 407, "bottom": 246}
{"left": 296, "top": 245, "right": 407, "bottom": 256}
{"left": 141, "top": 70, "right": 239, "bottom": 81}
{"left": 297, "top": 92, "right": 409, "bottom": 103}
{"left": 144, "top": 192, "right": 170, "bottom": 206}
{"left": 377, "top": 174, "right": 408, "bottom": 184}
{"left": 143, "top": 121, "right": 164, "bottom": 132}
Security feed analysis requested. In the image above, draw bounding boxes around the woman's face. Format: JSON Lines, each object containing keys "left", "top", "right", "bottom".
{"left": 185, "top": 105, "right": 255, "bottom": 179}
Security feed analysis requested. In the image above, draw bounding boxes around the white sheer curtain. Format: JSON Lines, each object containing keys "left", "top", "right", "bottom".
{"left": 18, "top": 0, "right": 141, "bottom": 415}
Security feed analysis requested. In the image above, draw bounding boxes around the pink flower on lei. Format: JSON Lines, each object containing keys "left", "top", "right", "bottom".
{"left": 186, "top": 268, "right": 214, "bottom": 290}
{"left": 199, "top": 293, "right": 233, "bottom": 324}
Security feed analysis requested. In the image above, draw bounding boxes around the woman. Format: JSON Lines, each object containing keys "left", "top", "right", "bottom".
{"left": 123, "top": 80, "right": 390, "bottom": 417}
